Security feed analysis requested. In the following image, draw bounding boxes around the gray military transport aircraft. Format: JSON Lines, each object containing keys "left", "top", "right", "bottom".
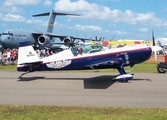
{"left": 0, "top": 9, "right": 88, "bottom": 49}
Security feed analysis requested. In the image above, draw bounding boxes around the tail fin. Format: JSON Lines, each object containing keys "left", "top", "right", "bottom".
{"left": 33, "top": 9, "right": 80, "bottom": 33}
{"left": 17, "top": 41, "right": 42, "bottom": 65}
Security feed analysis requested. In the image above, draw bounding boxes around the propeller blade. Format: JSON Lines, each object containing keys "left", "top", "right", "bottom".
{"left": 150, "top": 31, "right": 163, "bottom": 61}
{"left": 98, "top": 37, "right": 102, "bottom": 41}
{"left": 152, "top": 30, "right": 155, "bottom": 46}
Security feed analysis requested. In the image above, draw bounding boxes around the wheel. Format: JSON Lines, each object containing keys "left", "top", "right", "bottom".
{"left": 119, "top": 80, "right": 129, "bottom": 83}
{"left": 157, "top": 67, "right": 166, "bottom": 73}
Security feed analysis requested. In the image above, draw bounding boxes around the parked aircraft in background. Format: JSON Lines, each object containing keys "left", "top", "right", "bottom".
{"left": 17, "top": 36, "right": 162, "bottom": 82}
{"left": 81, "top": 36, "right": 153, "bottom": 48}
{"left": 156, "top": 38, "right": 167, "bottom": 48}
{"left": 0, "top": 9, "right": 88, "bottom": 49}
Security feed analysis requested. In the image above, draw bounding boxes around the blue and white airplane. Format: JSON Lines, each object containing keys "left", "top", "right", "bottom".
{"left": 0, "top": 9, "right": 87, "bottom": 49}
{"left": 17, "top": 39, "right": 162, "bottom": 82}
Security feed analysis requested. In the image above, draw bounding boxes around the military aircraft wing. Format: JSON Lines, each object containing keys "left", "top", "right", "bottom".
{"left": 32, "top": 32, "right": 90, "bottom": 42}
{"left": 50, "top": 33, "right": 90, "bottom": 41}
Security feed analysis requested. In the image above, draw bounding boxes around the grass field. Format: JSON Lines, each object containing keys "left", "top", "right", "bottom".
{"left": 0, "top": 56, "right": 166, "bottom": 120}
{"left": 0, "top": 105, "right": 167, "bottom": 120}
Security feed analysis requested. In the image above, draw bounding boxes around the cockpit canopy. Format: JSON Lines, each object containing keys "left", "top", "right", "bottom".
{"left": 2, "top": 31, "right": 13, "bottom": 36}
{"left": 72, "top": 44, "right": 104, "bottom": 56}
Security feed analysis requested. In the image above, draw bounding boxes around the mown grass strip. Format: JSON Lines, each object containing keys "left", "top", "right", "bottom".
{"left": 0, "top": 105, "right": 167, "bottom": 120}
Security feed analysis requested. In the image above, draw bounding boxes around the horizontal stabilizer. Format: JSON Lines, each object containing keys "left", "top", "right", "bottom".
{"left": 33, "top": 10, "right": 80, "bottom": 17}
{"left": 33, "top": 12, "right": 50, "bottom": 17}
{"left": 22, "top": 61, "right": 42, "bottom": 65}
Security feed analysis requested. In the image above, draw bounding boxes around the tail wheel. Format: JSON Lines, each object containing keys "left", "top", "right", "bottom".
{"left": 28, "top": 66, "right": 34, "bottom": 72}
{"left": 157, "top": 67, "right": 166, "bottom": 73}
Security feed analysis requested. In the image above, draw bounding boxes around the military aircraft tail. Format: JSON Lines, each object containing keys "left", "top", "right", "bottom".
{"left": 17, "top": 41, "right": 42, "bottom": 65}
{"left": 33, "top": 9, "right": 80, "bottom": 34}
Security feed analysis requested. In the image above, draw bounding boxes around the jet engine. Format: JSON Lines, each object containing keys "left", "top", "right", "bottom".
{"left": 63, "top": 37, "right": 71, "bottom": 44}
{"left": 38, "top": 35, "right": 50, "bottom": 45}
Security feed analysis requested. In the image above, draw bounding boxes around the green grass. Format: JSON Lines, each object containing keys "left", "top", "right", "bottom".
{"left": 0, "top": 105, "right": 167, "bottom": 120}
{"left": 0, "top": 62, "right": 159, "bottom": 73}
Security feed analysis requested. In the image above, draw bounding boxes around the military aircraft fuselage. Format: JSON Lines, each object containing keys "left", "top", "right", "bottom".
{"left": 0, "top": 29, "right": 36, "bottom": 49}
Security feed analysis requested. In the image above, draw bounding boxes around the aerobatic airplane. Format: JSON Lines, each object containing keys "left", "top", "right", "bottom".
{"left": 17, "top": 37, "right": 162, "bottom": 82}
{"left": 0, "top": 9, "right": 88, "bottom": 49}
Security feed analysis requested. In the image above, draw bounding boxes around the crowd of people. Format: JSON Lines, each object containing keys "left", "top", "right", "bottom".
{"left": 0, "top": 46, "right": 64, "bottom": 65}
{"left": 0, "top": 48, "right": 18, "bottom": 65}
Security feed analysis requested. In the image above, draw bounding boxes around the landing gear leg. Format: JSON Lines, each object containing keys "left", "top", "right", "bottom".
{"left": 18, "top": 66, "right": 34, "bottom": 78}
{"left": 117, "top": 65, "right": 126, "bottom": 75}
{"left": 18, "top": 71, "right": 30, "bottom": 78}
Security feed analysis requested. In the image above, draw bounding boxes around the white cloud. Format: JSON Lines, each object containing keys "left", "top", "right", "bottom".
{"left": 54, "top": 0, "right": 167, "bottom": 27}
{"left": 114, "top": 30, "right": 128, "bottom": 35}
{"left": 138, "top": 28, "right": 148, "bottom": 32}
{"left": 54, "top": 0, "right": 91, "bottom": 12}
{"left": 0, "top": 12, "right": 2, "bottom": 18}
{"left": 43, "top": 0, "right": 52, "bottom": 6}
{"left": 128, "top": 12, "right": 155, "bottom": 24}
{"left": 10, "top": 6, "right": 23, "bottom": 13}
{"left": 75, "top": 24, "right": 102, "bottom": 31}
{"left": 2, "top": 14, "right": 25, "bottom": 22}
{"left": 164, "top": 32, "right": 167, "bottom": 35}
{"left": 0, "top": 6, "right": 23, "bottom": 14}
{"left": 26, "top": 18, "right": 58, "bottom": 27}
{"left": 3, "top": 0, "right": 41, "bottom": 6}
{"left": 2, "top": 23, "right": 8, "bottom": 27}
{"left": 26, "top": 18, "right": 47, "bottom": 27}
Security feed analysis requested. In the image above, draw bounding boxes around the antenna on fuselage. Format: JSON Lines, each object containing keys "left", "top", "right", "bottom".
{"left": 32, "top": 9, "right": 80, "bottom": 34}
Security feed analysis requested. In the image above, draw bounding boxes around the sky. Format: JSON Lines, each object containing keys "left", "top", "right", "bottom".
{"left": 0, "top": 0, "right": 167, "bottom": 41}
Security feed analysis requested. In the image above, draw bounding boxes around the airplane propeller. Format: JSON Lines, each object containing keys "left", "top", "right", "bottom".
{"left": 90, "top": 36, "right": 103, "bottom": 42}
{"left": 151, "top": 30, "right": 164, "bottom": 61}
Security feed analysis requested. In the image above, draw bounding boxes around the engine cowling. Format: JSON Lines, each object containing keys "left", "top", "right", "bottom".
{"left": 63, "top": 37, "right": 71, "bottom": 44}
{"left": 38, "top": 35, "right": 50, "bottom": 45}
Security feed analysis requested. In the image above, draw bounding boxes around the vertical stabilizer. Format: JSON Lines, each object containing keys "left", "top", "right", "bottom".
{"left": 17, "top": 41, "right": 42, "bottom": 65}
{"left": 33, "top": 9, "right": 80, "bottom": 33}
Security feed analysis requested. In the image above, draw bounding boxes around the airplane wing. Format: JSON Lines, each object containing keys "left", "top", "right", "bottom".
{"left": 32, "top": 32, "right": 90, "bottom": 42}
{"left": 86, "top": 57, "right": 126, "bottom": 68}
{"left": 49, "top": 33, "right": 90, "bottom": 41}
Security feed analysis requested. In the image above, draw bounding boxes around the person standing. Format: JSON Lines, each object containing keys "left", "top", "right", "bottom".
{"left": 165, "top": 51, "right": 167, "bottom": 63}
{"left": 7, "top": 48, "right": 11, "bottom": 65}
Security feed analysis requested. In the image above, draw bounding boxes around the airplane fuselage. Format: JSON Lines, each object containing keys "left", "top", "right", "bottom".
{"left": 0, "top": 29, "right": 36, "bottom": 49}
{"left": 17, "top": 46, "right": 152, "bottom": 72}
